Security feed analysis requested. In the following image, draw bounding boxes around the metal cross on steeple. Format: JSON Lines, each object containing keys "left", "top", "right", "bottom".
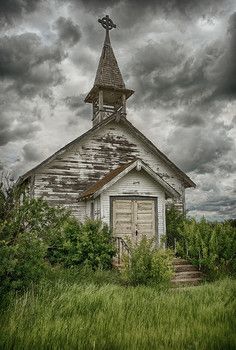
{"left": 98, "top": 15, "right": 116, "bottom": 34}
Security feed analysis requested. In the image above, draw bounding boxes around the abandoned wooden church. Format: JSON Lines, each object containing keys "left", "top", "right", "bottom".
{"left": 18, "top": 15, "right": 195, "bottom": 245}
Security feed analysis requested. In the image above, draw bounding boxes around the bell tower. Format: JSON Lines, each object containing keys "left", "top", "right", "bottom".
{"left": 84, "top": 15, "right": 134, "bottom": 126}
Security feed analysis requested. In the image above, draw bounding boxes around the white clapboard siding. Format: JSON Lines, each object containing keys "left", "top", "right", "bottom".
{"left": 33, "top": 120, "right": 184, "bottom": 222}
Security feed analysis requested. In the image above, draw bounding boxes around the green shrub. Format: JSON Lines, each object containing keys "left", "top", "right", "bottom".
{"left": 176, "top": 218, "right": 236, "bottom": 277}
{"left": 0, "top": 197, "right": 70, "bottom": 293}
{"left": 48, "top": 219, "right": 116, "bottom": 270}
{"left": 166, "top": 204, "right": 185, "bottom": 249}
{"left": 0, "top": 233, "right": 47, "bottom": 293}
{"left": 0, "top": 197, "right": 70, "bottom": 243}
{"left": 0, "top": 176, "right": 17, "bottom": 222}
{"left": 0, "top": 187, "right": 116, "bottom": 293}
{"left": 122, "top": 237, "right": 174, "bottom": 286}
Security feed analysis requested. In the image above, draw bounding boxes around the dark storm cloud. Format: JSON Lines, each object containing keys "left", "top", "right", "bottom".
{"left": 65, "top": 95, "right": 85, "bottom": 110}
{"left": 0, "top": 113, "right": 41, "bottom": 146}
{"left": 166, "top": 121, "right": 235, "bottom": 174}
{"left": 64, "top": 95, "right": 91, "bottom": 122}
{"left": 214, "top": 12, "right": 236, "bottom": 99}
{"left": 129, "top": 39, "right": 221, "bottom": 108}
{"left": 170, "top": 113, "right": 205, "bottom": 127}
{"left": 72, "top": 0, "right": 230, "bottom": 19}
{"left": 0, "top": 33, "right": 65, "bottom": 97}
{"left": 54, "top": 17, "right": 81, "bottom": 47}
{"left": 23, "top": 143, "right": 42, "bottom": 162}
{"left": 129, "top": 40, "right": 186, "bottom": 107}
{"left": 129, "top": 10, "right": 236, "bottom": 111}
{"left": 0, "top": 0, "right": 40, "bottom": 24}
{"left": 189, "top": 195, "right": 236, "bottom": 218}
{"left": 218, "top": 161, "right": 236, "bottom": 174}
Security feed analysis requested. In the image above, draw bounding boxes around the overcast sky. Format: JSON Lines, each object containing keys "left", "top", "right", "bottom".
{"left": 0, "top": 0, "right": 235, "bottom": 220}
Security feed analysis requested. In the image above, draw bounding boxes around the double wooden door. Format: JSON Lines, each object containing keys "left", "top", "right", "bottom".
{"left": 112, "top": 197, "right": 157, "bottom": 242}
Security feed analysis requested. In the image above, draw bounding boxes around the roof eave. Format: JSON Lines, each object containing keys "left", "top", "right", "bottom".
{"left": 84, "top": 85, "right": 134, "bottom": 103}
{"left": 122, "top": 118, "right": 196, "bottom": 189}
{"left": 79, "top": 159, "right": 181, "bottom": 201}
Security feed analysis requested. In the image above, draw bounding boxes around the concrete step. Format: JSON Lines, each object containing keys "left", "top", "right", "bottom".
{"left": 173, "top": 258, "right": 190, "bottom": 265}
{"left": 172, "top": 258, "right": 204, "bottom": 287}
{"left": 171, "top": 277, "right": 202, "bottom": 286}
{"left": 173, "top": 270, "right": 203, "bottom": 279}
{"left": 174, "top": 264, "right": 199, "bottom": 273}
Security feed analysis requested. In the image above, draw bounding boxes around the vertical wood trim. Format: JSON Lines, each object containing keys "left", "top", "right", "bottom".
{"left": 29, "top": 175, "right": 35, "bottom": 198}
{"left": 98, "top": 90, "right": 103, "bottom": 122}
{"left": 122, "top": 93, "right": 126, "bottom": 116}
{"left": 133, "top": 200, "right": 137, "bottom": 242}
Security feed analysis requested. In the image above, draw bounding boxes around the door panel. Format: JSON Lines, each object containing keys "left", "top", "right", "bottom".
{"left": 136, "top": 200, "right": 155, "bottom": 240}
{"left": 113, "top": 200, "right": 133, "bottom": 237}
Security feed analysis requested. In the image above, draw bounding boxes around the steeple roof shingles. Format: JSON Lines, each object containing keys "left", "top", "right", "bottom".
{"left": 94, "top": 31, "right": 125, "bottom": 89}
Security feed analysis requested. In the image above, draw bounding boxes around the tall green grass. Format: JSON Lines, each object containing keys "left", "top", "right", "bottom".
{"left": 0, "top": 277, "right": 235, "bottom": 350}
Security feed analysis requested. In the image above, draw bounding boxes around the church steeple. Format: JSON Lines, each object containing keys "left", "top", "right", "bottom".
{"left": 84, "top": 15, "right": 134, "bottom": 126}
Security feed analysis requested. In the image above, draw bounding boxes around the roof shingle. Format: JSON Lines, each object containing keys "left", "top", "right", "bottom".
{"left": 79, "top": 160, "right": 135, "bottom": 200}
{"left": 94, "top": 31, "right": 125, "bottom": 89}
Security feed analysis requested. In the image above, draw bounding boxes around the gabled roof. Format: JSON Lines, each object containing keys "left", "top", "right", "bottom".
{"left": 17, "top": 115, "right": 196, "bottom": 188}
{"left": 79, "top": 159, "right": 180, "bottom": 200}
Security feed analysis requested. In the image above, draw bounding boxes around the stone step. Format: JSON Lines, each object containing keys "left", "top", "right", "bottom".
{"left": 172, "top": 258, "right": 203, "bottom": 287}
{"left": 174, "top": 264, "right": 199, "bottom": 273}
{"left": 173, "top": 270, "right": 203, "bottom": 279}
{"left": 173, "top": 258, "right": 190, "bottom": 266}
{"left": 171, "top": 277, "right": 202, "bottom": 286}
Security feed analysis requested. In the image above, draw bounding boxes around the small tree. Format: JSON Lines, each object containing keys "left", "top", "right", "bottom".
{"left": 122, "top": 237, "right": 174, "bottom": 286}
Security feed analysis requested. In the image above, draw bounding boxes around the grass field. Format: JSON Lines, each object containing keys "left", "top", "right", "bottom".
{"left": 0, "top": 275, "right": 235, "bottom": 350}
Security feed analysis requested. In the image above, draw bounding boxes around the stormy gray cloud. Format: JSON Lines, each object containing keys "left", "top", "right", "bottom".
{"left": 0, "top": 112, "right": 41, "bottom": 146}
{"left": 0, "top": 33, "right": 65, "bottom": 97}
{"left": 0, "top": 0, "right": 235, "bottom": 220}
{"left": 64, "top": 94, "right": 90, "bottom": 122}
{"left": 166, "top": 120, "right": 235, "bottom": 174}
{"left": 54, "top": 17, "right": 81, "bottom": 47}
{"left": 170, "top": 113, "right": 205, "bottom": 128}
{"left": 75, "top": 0, "right": 232, "bottom": 20}
{"left": 23, "top": 143, "right": 42, "bottom": 162}
{"left": 129, "top": 13, "right": 236, "bottom": 109}
{"left": 216, "top": 11, "right": 236, "bottom": 98}
{"left": 0, "top": 0, "right": 40, "bottom": 24}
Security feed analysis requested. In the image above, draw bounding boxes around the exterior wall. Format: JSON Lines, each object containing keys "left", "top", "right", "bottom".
{"left": 100, "top": 169, "right": 166, "bottom": 242}
{"left": 32, "top": 120, "right": 185, "bottom": 219}
{"left": 83, "top": 196, "right": 100, "bottom": 220}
